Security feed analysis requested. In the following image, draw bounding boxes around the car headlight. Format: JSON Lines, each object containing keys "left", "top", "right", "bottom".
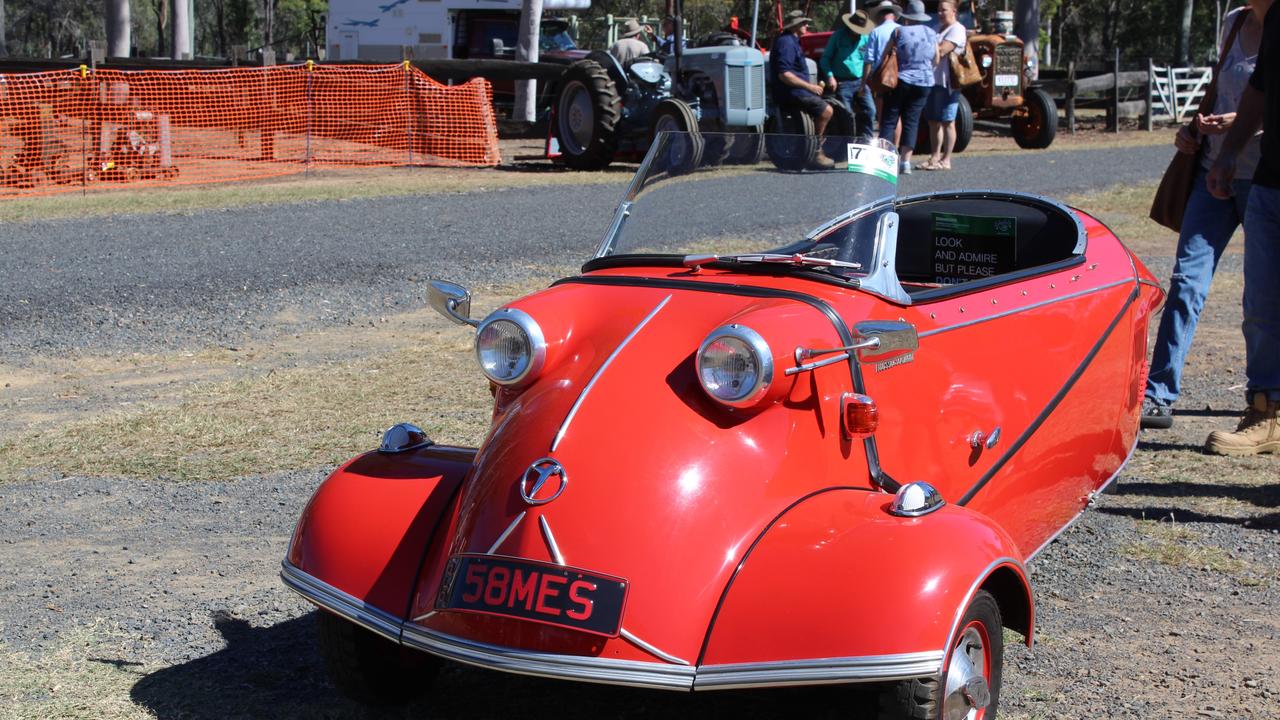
{"left": 696, "top": 325, "right": 773, "bottom": 408}
{"left": 475, "top": 308, "right": 546, "bottom": 386}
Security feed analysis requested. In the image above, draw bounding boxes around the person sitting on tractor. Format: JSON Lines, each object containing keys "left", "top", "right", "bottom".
{"left": 771, "top": 10, "right": 835, "bottom": 168}
{"left": 656, "top": 16, "right": 686, "bottom": 55}
{"left": 610, "top": 19, "right": 653, "bottom": 64}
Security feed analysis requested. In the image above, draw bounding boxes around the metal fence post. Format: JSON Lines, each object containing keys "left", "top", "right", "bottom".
{"left": 1146, "top": 58, "right": 1154, "bottom": 131}
{"left": 1066, "top": 61, "right": 1076, "bottom": 134}
{"left": 305, "top": 60, "right": 314, "bottom": 173}
{"left": 1111, "top": 48, "right": 1120, "bottom": 133}
{"left": 404, "top": 60, "right": 415, "bottom": 167}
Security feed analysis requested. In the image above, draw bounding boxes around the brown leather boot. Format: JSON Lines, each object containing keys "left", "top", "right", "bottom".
{"left": 810, "top": 150, "right": 836, "bottom": 169}
{"left": 1205, "top": 393, "right": 1280, "bottom": 456}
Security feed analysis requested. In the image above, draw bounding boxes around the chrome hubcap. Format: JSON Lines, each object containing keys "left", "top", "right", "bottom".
{"left": 943, "top": 626, "right": 990, "bottom": 720}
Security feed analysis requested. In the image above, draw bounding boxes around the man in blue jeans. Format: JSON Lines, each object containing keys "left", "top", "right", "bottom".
{"left": 820, "top": 10, "right": 876, "bottom": 142}
{"left": 1206, "top": 0, "right": 1280, "bottom": 455}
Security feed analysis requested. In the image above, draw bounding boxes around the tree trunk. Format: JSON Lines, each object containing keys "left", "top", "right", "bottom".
{"left": 0, "top": 0, "right": 7, "bottom": 57}
{"left": 513, "top": 0, "right": 543, "bottom": 122}
{"left": 173, "top": 0, "right": 192, "bottom": 58}
{"left": 1177, "top": 0, "right": 1194, "bottom": 65}
{"left": 106, "top": 0, "right": 131, "bottom": 57}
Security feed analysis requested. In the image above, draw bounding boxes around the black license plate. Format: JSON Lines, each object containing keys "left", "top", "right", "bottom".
{"left": 437, "top": 554, "right": 628, "bottom": 637}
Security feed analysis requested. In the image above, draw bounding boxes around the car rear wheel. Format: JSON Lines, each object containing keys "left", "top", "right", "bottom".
{"left": 1012, "top": 87, "right": 1056, "bottom": 149}
{"left": 554, "top": 60, "right": 622, "bottom": 170}
{"left": 649, "top": 99, "right": 705, "bottom": 174}
{"left": 316, "top": 612, "right": 439, "bottom": 705}
{"left": 876, "top": 590, "right": 1003, "bottom": 720}
{"left": 765, "top": 108, "right": 818, "bottom": 171}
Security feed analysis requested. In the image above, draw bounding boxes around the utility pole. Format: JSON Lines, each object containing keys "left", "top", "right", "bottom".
{"left": 513, "top": 0, "right": 543, "bottom": 123}
{"left": 173, "top": 0, "right": 193, "bottom": 59}
{"left": 105, "top": 0, "right": 131, "bottom": 57}
{"left": 1177, "top": 0, "right": 1194, "bottom": 66}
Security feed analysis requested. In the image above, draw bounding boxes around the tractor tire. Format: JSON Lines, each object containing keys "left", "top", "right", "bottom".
{"left": 649, "top": 99, "right": 705, "bottom": 175}
{"left": 726, "top": 125, "right": 765, "bottom": 165}
{"left": 554, "top": 59, "right": 622, "bottom": 170}
{"left": 953, "top": 94, "right": 973, "bottom": 153}
{"left": 316, "top": 612, "right": 439, "bottom": 705}
{"left": 876, "top": 590, "right": 1003, "bottom": 720}
{"left": 701, "top": 133, "right": 732, "bottom": 167}
{"left": 822, "top": 97, "right": 856, "bottom": 163}
{"left": 766, "top": 108, "right": 818, "bottom": 171}
{"left": 1012, "top": 87, "right": 1057, "bottom": 149}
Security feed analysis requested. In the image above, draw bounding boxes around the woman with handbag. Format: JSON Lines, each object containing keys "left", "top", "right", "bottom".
{"left": 920, "top": 0, "right": 967, "bottom": 170}
{"left": 1143, "top": 0, "right": 1269, "bottom": 429}
{"left": 877, "top": 0, "right": 939, "bottom": 174}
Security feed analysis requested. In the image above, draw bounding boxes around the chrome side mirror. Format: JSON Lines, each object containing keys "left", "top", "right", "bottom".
{"left": 854, "top": 320, "right": 918, "bottom": 366}
{"left": 428, "top": 280, "right": 479, "bottom": 327}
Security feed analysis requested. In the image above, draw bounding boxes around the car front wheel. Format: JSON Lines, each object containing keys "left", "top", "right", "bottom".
{"left": 316, "top": 612, "right": 439, "bottom": 705}
{"left": 877, "top": 589, "right": 1003, "bottom": 720}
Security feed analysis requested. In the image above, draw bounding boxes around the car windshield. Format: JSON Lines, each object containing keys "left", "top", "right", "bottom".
{"left": 595, "top": 132, "right": 900, "bottom": 284}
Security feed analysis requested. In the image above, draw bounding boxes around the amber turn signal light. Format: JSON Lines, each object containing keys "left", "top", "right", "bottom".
{"left": 841, "top": 393, "right": 879, "bottom": 439}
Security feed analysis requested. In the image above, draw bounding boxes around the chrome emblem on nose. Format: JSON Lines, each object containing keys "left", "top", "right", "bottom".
{"left": 520, "top": 458, "right": 568, "bottom": 505}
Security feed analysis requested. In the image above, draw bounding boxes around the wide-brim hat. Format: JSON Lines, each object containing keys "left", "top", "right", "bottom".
{"left": 620, "top": 18, "right": 643, "bottom": 38}
{"left": 871, "top": 1, "right": 904, "bottom": 19}
{"left": 898, "top": 0, "right": 932, "bottom": 22}
{"left": 782, "top": 10, "right": 813, "bottom": 31}
{"left": 842, "top": 10, "right": 874, "bottom": 35}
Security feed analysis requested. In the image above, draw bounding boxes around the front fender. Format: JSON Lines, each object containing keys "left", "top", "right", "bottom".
{"left": 698, "top": 489, "right": 1032, "bottom": 680}
{"left": 286, "top": 445, "right": 474, "bottom": 618}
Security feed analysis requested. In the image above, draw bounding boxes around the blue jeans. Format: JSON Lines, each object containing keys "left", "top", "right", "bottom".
{"left": 1242, "top": 184, "right": 1280, "bottom": 402}
{"left": 880, "top": 82, "right": 931, "bottom": 154}
{"left": 837, "top": 80, "right": 876, "bottom": 142}
{"left": 1146, "top": 168, "right": 1251, "bottom": 406}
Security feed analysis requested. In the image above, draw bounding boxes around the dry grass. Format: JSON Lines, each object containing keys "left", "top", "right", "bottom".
{"left": 0, "top": 623, "right": 152, "bottom": 720}
{"left": 1121, "top": 521, "right": 1247, "bottom": 575}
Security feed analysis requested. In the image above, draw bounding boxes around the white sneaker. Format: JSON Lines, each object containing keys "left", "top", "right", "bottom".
{"left": 899, "top": 160, "right": 912, "bottom": 175}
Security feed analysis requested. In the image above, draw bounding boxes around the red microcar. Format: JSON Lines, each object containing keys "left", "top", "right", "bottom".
{"left": 282, "top": 134, "right": 1165, "bottom": 719}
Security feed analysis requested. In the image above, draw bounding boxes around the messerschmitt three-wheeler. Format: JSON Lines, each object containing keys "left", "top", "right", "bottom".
{"left": 282, "top": 134, "right": 1164, "bottom": 719}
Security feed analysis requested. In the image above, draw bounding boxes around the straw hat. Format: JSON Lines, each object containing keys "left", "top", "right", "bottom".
{"left": 842, "top": 10, "right": 874, "bottom": 35}
{"left": 619, "top": 18, "right": 644, "bottom": 39}
{"left": 782, "top": 10, "right": 813, "bottom": 31}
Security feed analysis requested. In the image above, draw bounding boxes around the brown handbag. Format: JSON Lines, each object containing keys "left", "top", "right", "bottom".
{"left": 1149, "top": 10, "right": 1249, "bottom": 231}
{"left": 868, "top": 30, "right": 899, "bottom": 94}
{"left": 949, "top": 41, "right": 982, "bottom": 88}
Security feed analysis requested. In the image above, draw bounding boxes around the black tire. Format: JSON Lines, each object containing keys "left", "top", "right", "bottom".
{"left": 316, "top": 612, "right": 439, "bottom": 705}
{"left": 877, "top": 590, "right": 1003, "bottom": 720}
{"left": 766, "top": 108, "right": 818, "bottom": 171}
{"left": 912, "top": 94, "right": 972, "bottom": 155}
{"left": 953, "top": 94, "right": 973, "bottom": 153}
{"left": 649, "top": 99, "right": 705, "bottom": 175}
{"left": 1012, "top": 87, "right": 1056, "bottom": 149}
{"left": 702, "top": 134, "right": 732, "bottom": 167}
{"left": 726, "top": 125, "right": 765, "bottom": 165}
{"left": 822, "top": 97, "right": 856, "bottom": 163}
{"left": 554, "top": 59, "right": 622, "bottom": 170}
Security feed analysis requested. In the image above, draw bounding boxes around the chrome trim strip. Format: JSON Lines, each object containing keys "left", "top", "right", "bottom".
{"left": 282, "top": 562, "right": 947, "bottom": 692}
{"left": 551, "top": 294, "right": 672, "bottom": 452}
{"left": 785, "top": 351, "right": 850, "bottom": 376}
{"left": 401, "top": 622, "right": 697, "bottom": 691}
{"left": 487, "top": 511, "right": 526, "bottom": 555}
{"left": 280, "top": 560, "right": 403, "bottom": 644}
{"left": 694, "top": 651, "right": 946, "bottom": 690}
{"left": 941, "top": 556, "right": 1025, "bottom": 664}
{"left": 1025, "top": 427, "right": 1141, "bottom": 563}
{"left": 918, "top": 278, "right": 1133, "bottom": 339}
{"left": 621, "top": 629, "right": 691, "bottom": 666}
{"left": 539, "top": 515, "right": 566, "bottom": 565}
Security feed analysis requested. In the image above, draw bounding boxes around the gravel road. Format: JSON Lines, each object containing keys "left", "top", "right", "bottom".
{"left": 3, "top": 142, "right": 1276, "bottom": 719}
{"left": 0, "top": 144, "right": 1171, "bottom": 362}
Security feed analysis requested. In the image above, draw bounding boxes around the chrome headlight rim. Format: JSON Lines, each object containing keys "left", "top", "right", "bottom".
{"left": 474, "top": 307, "right": 547, "bottom": 386}
{"left": 696, "top": 324, "right": 774, "bottom": 408}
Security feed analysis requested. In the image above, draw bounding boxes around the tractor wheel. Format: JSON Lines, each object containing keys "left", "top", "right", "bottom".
{"left": 953, "top": 94, "right": 974, "bottom": 153}
{"left": 765, "top": 108, "right": 818, "bottom": 171}
{"left": 876, "top": 590, "right": 1003, "bottom": 720}
{"left": 1012, "top": 87, "right": 1057, "bottom": 149}
{"left": 316, "top": 612, "right": 439, "bottom": 705}
{"left": 822, "top": 97, "right": 856, "bottom": 164}
{"left": 726, "top": 125, "right": 765, "bottom": 165}
{"left": 648, "top": 99, "right": 704, "bottom": 175}
{"left": 701, "top": 132, "right": 732, "bottom": 168}
{"left": 554, "top": 59, "right": 622, "bottom": 170}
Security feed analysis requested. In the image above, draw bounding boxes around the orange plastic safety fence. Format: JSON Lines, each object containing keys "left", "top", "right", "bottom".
{"left": 0, "top": 63, "right": 499, "bottom": 197}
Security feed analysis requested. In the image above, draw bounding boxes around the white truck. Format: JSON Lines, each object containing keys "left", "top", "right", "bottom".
{"left": 326, "top": 0, "right": 590, "bottom": 61}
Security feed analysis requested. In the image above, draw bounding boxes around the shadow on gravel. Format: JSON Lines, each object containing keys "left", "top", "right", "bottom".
{"left": 1098, "top": 493, "right": 1279, "bottom": 531}
{"left": 131, "top": 610, "right": 875, "bottom": 719}
{"left": 1137, "top": 439, "right": 1208, "bottom": 453}
{"left": 1169, "top": 407, "right": 1242, "bottom": 418}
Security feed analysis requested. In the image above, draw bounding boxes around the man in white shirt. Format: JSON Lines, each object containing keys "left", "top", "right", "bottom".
{"left": 610, "top": 19, "right": 651, "bottom": 64}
